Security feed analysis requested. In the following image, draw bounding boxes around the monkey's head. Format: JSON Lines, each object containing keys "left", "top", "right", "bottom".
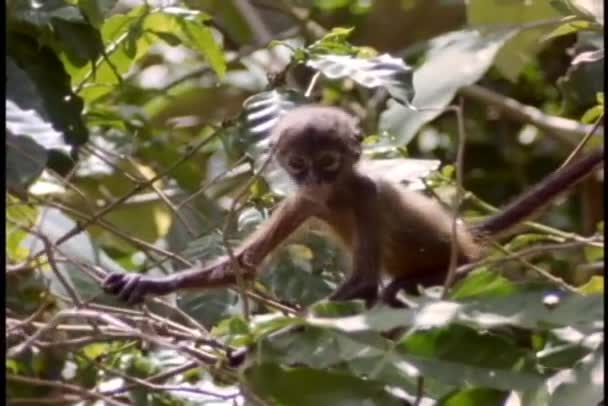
{"left": 272, "top": 106, "right": 362, "bottom": 196}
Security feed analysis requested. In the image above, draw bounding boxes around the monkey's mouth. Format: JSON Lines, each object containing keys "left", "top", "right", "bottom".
{"left": 300, "top": 183, "right": 332, "bottom": 202}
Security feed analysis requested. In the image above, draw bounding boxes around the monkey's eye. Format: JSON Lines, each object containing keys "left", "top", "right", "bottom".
{"left": 317, "top": 152, "right": 341, "bottom": 172}
{"left": 287, "top": 157, "right": 307, "bottom": 173}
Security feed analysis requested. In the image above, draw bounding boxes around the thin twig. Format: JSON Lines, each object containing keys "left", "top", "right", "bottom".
{"left": 456, "top": 241, "right": 587, "bottom": 277}
{"left": 465, "top": 192, "right": 604, "bottom": 248}
{"left": 490, "top": 243, "right": 578, "bottom": 292}
{"left": 7, "top": 374, "right": 128, "bottom": 406}
{"left": 28, "top": 129, "right": 222, "bottom": 263}
{"left": 221, "top": 149, "right": 277, "bottom": 320}
{"left": 125, "top": 156, "right": 198, "bottom": 237}
{"left": 560, "top": 113, "right": 604, "bottom": 169}
{"left": 305, "top": 72, "right": 321, "bottom": 98}
{"left": 443, "top": 99, "right": 467, "bottom": 298}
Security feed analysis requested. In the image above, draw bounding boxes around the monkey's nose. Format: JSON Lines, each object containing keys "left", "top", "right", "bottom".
{"left": 306, "top": 173, "right": 322, "bottom": 185}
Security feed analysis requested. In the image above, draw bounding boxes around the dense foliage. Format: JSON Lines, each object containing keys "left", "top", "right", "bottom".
{"left": 6, "top": 0, "right": 604, "bottom": 405}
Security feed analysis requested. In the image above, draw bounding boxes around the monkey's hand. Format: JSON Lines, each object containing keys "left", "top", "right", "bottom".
{"left": 102, "top": 259, "right": 250, "bottom": 304}
{"left": 103, "top": 273, "right": 178, "bottom": 304}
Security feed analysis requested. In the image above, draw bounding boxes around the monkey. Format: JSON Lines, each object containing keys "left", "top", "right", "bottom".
{"left": 102, "top": 105, "right": 604, "bottom": 306}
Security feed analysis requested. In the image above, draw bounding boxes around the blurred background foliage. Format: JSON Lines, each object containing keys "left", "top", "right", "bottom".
{"left": 5, "top": 0, "right": 604, "bottom": 405}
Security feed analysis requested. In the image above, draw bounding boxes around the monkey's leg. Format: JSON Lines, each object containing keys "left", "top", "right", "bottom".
{"left": 381, "top": 271, "right": 448, "bottom": 307}
{"left": 103, "top": 195, "right": 316, "bottom": 304}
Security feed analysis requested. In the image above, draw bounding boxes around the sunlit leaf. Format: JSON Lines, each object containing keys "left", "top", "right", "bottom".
{"left": 242, "top": 89, "right": 308, "bottom": 138}
{"left": 578, "top": 276, "right": 604, "bottom": 294}
{"left": 380, "top": 29, "right": 517, "bottom": 145}
{"left": 307, "top": 53, "right": 415, "bottom": 105}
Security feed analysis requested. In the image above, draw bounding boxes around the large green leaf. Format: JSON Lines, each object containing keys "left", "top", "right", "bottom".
{"left": 306, "top": 290, "right": 603, "bottom": 333}
{"left": 256, "top": 325, "right": 544, "bottom": 394}
{"left": 6, "top": 131, "right": 48, "bottom": 192}
{"left": 7, "top": 37, "right": 89, "bottom": 147}
{"left": 546, "top": 343, "right": 604, "bottom": 405}
{"left": 52, "top": 18, "right": 104, "bottom": 69}
{"left": 559, "top": 48, "right": 604, "bottom": 109}
{"left": 6, "top": 53, "right": 82, "bottom": 186}
{"left": 467, "top": 0, "right": 562, "bottom": 81}
{"left": 244, "top": 363, "right": 403, "bottom": 406}
{"left": 379, "top": 29, "right": 517, "bottom": 146}
{"left": 73, "top": 0, "right": 119, "bottom": 27}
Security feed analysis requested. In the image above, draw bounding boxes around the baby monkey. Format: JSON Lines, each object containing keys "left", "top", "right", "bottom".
{"left": 103, "top": 106, "right": 604, "bottom": 305}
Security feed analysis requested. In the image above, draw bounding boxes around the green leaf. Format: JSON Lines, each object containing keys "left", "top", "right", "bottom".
{"left": 559, "top": 51, "right": 604, "bottom": 109}
{"left": 245, "top": 363, "right": 402, "bottom": 406}
{"left": 6, "top": 132, "right": 48, "bottom": 191}
{"left": 73, "top": 0, "right": 119, "bottom": 27}
{"left": 307, "top": 53, "right": 415, "bottom": 105}
{"left": 546, "top": 344, "right": 604, "bottom": 405}
{"left": 584, "top": 245, "right": 604, "bottom": 262}
{"left": 6, "top": 56, "right": 73, "bottom": 187}
{"left": 578, "top": 276, "right": 604, "bottom": 294}
{"left": 313, "top": 0, "right": 351, "bottom": 11}
{"left": 6, "top": 200, "right": 38, "bottom": 261}
{"left": 400, "top": 324, "right": 526, "bottom": 369}
{"left": 178, "top": 290, "right": 241, "bottom": 328}
{"left": 70, "top": 6, "right": 150, "bottom": 100}
{"left": 142, "top": 9, "right": 226, "bottom": 78}
{"left": 439, "top": 388, "right": 507, "bottom": 405}
{"left": 306, "top": 289, "right": 603, "bottom": 333}
{"left": 467, "top": 0, "right": 562, "bottom": 81}
{"left": 580, "top": 104, "right": 603, "bottom": 123}
{"left": 257, "top": 325, "right": 544, "bottom": 393}
{"left": 8, "top": 0, "right": 85, "bottom": 27}
{"left": 52, "top": 18, "right": 104, "bottom": 68}
{"left": 451, "top": 269, "right": 518, "bottom": 299}
{"left": 6, "top": 59, "right": 69, "bottom": 151}
{"left": 261, "top": 251, "right": 335, "bottom": 306}
{"left": 74, "top": 7, "right": 226, "bottom": 102}
{"left": 305, "top": 27, "right": 358, "bottom": 58}
{"left": 7, "top": 34, "right": 89, "bottom": 147}
{"left": 542, "top": 20, "right": 593, "bottom": 42}
{"left": 380, "top": 29, "right": 517, "bottom": 145}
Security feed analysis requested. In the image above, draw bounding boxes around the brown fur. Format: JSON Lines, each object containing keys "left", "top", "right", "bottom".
{"left": 102, "top": 106, "right": 603, "bottom": 306}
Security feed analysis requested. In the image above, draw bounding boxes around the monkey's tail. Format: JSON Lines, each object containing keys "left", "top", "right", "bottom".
{"left": 470, "top": 149, "right": 604, "bottom": 239}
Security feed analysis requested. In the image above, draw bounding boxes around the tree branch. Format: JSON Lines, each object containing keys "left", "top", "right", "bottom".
{"left": 458, "top": 84, "right": 603, "bottom": 145}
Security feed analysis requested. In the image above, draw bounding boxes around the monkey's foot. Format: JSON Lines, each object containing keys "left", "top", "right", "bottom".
{"left": 329, "top": 280, "right": 378, "bottom": 306}
{"left": 102, "top": 273, "right": 175, "bottom": 304}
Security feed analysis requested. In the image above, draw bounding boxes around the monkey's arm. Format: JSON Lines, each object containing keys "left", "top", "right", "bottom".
{"left": 103, "top": 195, "right": 316, "bottom": 304}
{"left": 329, "top": 178, "right": 382, "bottom": 304}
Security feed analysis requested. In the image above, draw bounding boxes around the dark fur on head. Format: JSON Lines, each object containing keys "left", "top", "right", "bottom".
{"left": 272, "top": 106, "right": 362, "bottom": 189}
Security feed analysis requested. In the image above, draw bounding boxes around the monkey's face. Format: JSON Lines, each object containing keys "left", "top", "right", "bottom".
{"left": 272, "top": 106, "right": 362, "bottom": 197}
{"left": 280, "top": 148, "right": 345, "bottom": 185}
